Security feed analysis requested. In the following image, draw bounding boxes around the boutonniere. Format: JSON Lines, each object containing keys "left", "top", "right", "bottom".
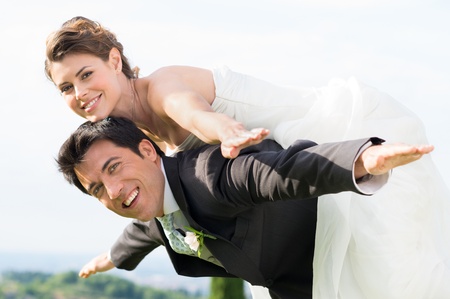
{"left": 184, "top": 226, "right": 216, "bottom": 257}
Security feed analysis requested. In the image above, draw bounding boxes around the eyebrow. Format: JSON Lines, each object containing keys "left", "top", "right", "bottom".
{"left": 56, "top": 66, "right": 91, "bottom": 89}
{"left": 75, "top": 66, "right": 90, "bottom": 78}
{"left": 102, "top": 156, "right": 119, "bottom": 172}
{"left": 86, "top": 156, "right": 119, "bottom": 194}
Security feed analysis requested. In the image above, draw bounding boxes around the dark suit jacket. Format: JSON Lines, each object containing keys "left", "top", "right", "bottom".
{"left": 110, "top": 138, "right": 384, "bottom": 299}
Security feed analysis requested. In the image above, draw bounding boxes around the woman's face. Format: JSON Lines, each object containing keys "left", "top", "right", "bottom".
{"left": 50, "top": 53, "right": 122, "bottom": 122}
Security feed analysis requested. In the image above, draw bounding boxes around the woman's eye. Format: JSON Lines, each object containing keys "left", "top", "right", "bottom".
{"left": 81, "top": 71, "right": 92, "bottom": 80}
{"left": 60, "top": 85, "right": 73, "bottom": 93}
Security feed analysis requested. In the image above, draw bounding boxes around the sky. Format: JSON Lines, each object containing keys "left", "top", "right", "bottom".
{"left": 0, "top": 0, "right": 449, "bottom": 260}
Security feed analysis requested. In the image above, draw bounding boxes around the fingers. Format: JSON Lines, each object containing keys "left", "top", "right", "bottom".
{"left": 395, "top": 143, "right": 434, "bottom": 154}
{"left": 250, "top": 128, "right": 270, "bottom": 139}
{"left": 416, "top": 144, "right": 434, "bottom": 154}
{"left": 221, "top": 128, "right": 270, "bottom": 158}
{"left": 232, "top": 133, "right": 266, "bottom": 146}
{"left": 228, "top": 128, "right": 269, "bottom": 145}
{"left": 79, "top": 270, "right": 91, "bottom": 278}
{"left": 221, "top": 144, "right": 240, "bottom": 158}
{"left": 78, "top": 265, "right": 95, "bottom": 278}
{"left": 363, "top": 143, "right": 433, "bottom": 175}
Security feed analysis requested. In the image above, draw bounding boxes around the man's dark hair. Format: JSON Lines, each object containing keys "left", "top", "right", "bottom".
{"left": 57, "top": 117, "right": 164, "bottom": 195}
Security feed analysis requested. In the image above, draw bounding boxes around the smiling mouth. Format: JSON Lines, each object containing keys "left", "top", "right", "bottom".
{"left": 83, "top": 95, "right": 100, "bottom": 110}
{"left": 123, "top": 188, "right": 139, "bottom": 208}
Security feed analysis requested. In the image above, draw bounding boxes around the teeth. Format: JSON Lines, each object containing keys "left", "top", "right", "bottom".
{"left": 124, "top": 189, "right": 139, "bottom": 207}
{"left": 84, "top": 97, "right": 99, "bottom": 109}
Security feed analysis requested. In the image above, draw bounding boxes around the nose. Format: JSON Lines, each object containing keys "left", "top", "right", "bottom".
{"left": 74, "top": 85, "right": 88, "bottom": 101}
{"left": 105, "top": 182, "right": 123, "bottom": 200}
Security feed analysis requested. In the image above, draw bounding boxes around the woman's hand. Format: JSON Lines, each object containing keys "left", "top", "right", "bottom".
{"left": 221, "top": 128, "right": 270, "bottom": 158}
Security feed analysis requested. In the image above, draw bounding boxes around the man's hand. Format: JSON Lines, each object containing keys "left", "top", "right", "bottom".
{"left": 79, "top": 252, "right": 115, "bottom": 278}
{"left": 355, "top": 143, "right": 434, "bottom": 178}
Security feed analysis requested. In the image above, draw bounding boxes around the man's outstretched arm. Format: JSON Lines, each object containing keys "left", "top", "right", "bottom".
{"left": 213, "top": 137, "right": 434, "bottom": 204}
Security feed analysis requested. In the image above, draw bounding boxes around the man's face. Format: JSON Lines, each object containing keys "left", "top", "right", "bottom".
{"left": 74, "top": 139, "right": 165, "bottom": 221}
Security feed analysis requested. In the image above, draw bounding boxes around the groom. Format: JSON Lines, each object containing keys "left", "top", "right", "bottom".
{"left": 57, "top": 116, "right": 433, "bottom": 299}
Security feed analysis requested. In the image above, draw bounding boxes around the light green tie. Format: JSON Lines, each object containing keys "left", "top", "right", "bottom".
{"left": 157, "top": 212, "right": 196, "bottom": 255}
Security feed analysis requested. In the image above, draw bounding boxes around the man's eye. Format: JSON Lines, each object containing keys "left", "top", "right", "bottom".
{"left": 93, "top": 184, "right": 103, "bottom": 197}
{"left": 109, "top": 163, "right": 119, "bottom": 173}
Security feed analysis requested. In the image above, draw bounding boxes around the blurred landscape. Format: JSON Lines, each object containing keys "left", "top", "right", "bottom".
{"left": 0, "top": 250, "right": 210, "bottom": 296}
{"left": 0, "top": 271, "right": 204, "bottom": 299}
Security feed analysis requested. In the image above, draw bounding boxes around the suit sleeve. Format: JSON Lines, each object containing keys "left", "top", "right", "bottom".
{"left": 207, "top": 138, "right": 385, "bottom": 206}
{"left": 110, "top": 219, "right": 164, "bottom": 270}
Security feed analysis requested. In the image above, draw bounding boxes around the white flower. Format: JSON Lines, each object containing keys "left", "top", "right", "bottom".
{"left": 184, "top": 226, "right": 216, "bottom": 257}
{"left": 184, "top": 231, "right": 200, "bottom": 251}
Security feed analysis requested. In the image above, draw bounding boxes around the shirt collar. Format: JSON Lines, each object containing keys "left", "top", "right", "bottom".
{"left": 160, "top": 160, "right": 180, "bottom": 215}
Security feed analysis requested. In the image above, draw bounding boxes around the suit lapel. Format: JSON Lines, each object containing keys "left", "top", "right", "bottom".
{"left": 161, "top": 156, "right": 266, "bottom": 286}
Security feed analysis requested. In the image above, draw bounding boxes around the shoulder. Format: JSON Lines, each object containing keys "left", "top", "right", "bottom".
{"left": 124, "top": 219, "right": 161, "bottom": 237}
{"left": 151, "top": 66, "right": 213, "bottom": 89}
{"left": 145, "top": 65, "right": 212, "bottom": 94}
{"left": 147, "top": 66, "right": 216, "bottom": 107}
{"left": 149, "top": 65, "right": 212, "bottom": 80}
{"left": 175, "top": 140, "right": 284, "bottom": 169}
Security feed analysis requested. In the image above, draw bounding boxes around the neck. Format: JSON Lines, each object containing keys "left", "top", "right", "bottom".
{"left": 111, "top": 75, "right": 138, "bottom": 121}
{"left": 129, "top": 78, "right": 138, "bottom": 121}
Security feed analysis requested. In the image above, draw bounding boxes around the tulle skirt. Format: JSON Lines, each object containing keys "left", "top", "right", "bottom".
{"left": 211, "top": 66, "right": 450, "bottom": 298}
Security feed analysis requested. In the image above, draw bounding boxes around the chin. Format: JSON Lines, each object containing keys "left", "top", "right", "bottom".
{"left": 86, "top": 114, "right": 107, "bottom": 123}
{"left": 138, "top": 216, "right": 152, "bottom": 222}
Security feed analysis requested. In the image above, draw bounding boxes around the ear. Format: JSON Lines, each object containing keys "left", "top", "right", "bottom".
{"left": 109, "top": 47, "right": 123, "bottom": 73}
{"left": 139, "top": 139, "right": 158, "bottom": 162}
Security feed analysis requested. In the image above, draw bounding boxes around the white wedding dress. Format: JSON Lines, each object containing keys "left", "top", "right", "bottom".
{"left": 179, "top": 66, "right": 450, "bottom": 298}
